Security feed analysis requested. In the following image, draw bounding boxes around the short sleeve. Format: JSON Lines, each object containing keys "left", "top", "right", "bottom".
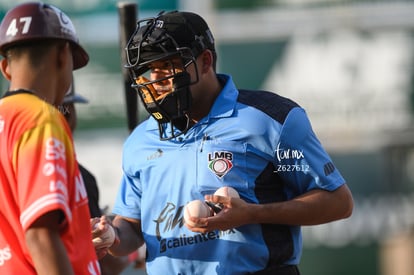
{"left": 15, "top": 120, "right": 74, "bottom": 230}
{"left": 274, "top": 107, "right": 345, "bottom": 196}
{"left": 112, "top": 172, "right": 142, "bottom": 220}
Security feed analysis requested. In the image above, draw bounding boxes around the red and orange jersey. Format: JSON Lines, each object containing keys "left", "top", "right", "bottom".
{"left": 0, "top": 92, "right": 100, "bottom": 274}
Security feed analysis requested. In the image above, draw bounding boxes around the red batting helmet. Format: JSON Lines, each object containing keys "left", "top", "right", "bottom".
{"left": 0, "top": 2, "right": 89, "bottom": 69}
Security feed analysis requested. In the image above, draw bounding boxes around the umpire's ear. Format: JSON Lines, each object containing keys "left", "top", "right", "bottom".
{"left": 0, "top": 57, "right": 11, "bottom": 81}
{"left": 199, "top": 49, "right": 213, "bottom": 74}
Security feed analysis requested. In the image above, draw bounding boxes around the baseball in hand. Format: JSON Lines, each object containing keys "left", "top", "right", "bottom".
{"left": 92, "top": 223, "right": 116, "bottom": 249}
{"left": 183, "top": 200, "right": 212, "bottom": 227}
{"left": 214, "top": 186, "right": 239, "bottom": 198}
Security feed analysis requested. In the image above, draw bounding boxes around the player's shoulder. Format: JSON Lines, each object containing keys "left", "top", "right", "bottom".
{"left": 237, "top": 89, "right": 300, "bottom": 124}
{"left": 1, "top": 92, "right": 64, "bottom": 134}
{"left": 2, "top": 92, "right": 57, "bottom": 117}
{"left": 124, "top": 118, "right": 154, "bottom": 147}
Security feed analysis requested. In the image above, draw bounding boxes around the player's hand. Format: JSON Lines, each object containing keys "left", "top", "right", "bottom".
{"left": 185, "top": 195, "right": 252, "bottom": 233}
{"left": 91, "top": 216, "right": 120, "bottom": 259}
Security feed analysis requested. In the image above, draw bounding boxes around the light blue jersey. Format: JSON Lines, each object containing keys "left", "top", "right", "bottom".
{"left": 113, "top": 74, "right": 345, "bottom": 274}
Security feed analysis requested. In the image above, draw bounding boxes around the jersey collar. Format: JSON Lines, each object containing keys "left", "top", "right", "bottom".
{"left": 1, "top": 89, "right": 35, "bottom": 99}
{"left": 205, "top": 73, "right": 237, "bottom": 120}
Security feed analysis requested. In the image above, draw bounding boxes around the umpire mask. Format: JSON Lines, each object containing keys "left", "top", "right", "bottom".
{"left": 125, "top": 11, "right": 215, "bottom": 140}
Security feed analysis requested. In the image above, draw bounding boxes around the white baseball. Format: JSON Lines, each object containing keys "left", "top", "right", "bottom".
{"left": 183, "top": 200, "right": 212, "bottom": 227}
{"left": 214, "top": 186, "right": 240, "bottom": 198}
{"left": 93, "top": 224, "right": 116, "bottom": 249}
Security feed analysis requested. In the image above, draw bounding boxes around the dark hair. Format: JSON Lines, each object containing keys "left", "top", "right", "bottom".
{"left": 5, "top": 39, "right": 67, "bottom": 68}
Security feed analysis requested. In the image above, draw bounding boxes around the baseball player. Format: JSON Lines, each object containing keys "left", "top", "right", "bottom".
{"left": 61, "top": 80, "right": 134, "bottom": 275}
{"left": 0, "top": 2, "right": 99, "bottom": 274}
{"left": 108, "top": 10, "right": 354, "bottom": 274}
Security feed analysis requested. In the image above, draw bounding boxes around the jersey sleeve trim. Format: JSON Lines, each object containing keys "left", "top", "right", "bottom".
{"left": 20, "top": 193, "right": 72, "bottom": 229}
{"left": 237, "top": 89, "right": 299, "bottom": 124}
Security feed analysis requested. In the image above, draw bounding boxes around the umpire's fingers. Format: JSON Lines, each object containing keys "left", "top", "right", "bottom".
{"left": 205, "top": 194, "right": 231, "bottom": 206}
